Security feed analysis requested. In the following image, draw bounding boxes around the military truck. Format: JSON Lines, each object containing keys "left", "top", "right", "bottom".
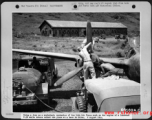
{"left": 13, "top": 55, "right": 58, "bottom": 110}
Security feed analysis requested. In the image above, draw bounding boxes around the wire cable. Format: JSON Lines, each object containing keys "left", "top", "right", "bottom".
{"left": 13, "top": 80, "right": 62, "bottom": 112}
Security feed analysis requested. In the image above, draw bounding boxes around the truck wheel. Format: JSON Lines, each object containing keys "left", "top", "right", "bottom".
{"left": 76, "top": 96, "right": 87, "bottom": 112}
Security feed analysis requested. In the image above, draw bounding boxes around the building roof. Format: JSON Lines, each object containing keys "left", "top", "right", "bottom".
{"left": 40, "top": 20, "right": 127, "bottom": 28}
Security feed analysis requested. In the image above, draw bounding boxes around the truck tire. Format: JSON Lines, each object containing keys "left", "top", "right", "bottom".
{"left": 76, "top": 96, "right": 87, "bottom": 112}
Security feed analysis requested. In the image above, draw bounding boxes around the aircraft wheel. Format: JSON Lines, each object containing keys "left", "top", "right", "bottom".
{"left": 76, "top": 96, "right": 87, "bottom": 112}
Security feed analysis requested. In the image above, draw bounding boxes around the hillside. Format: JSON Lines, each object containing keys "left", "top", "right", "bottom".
{"left": 13, "top": 13, "right": 140, "bottom": 38}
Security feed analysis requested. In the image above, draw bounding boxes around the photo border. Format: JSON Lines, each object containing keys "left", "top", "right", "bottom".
{"left": 1, "top": 1, "right": 151, "bottom": 119}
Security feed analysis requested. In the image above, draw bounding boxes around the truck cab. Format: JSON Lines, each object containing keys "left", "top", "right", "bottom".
{"left": 85, "top": 78, "right": 140, "bottom": 112}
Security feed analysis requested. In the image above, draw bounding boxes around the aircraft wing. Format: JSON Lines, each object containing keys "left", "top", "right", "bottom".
{"left": 100, "top": 57, "right": 125, "bottom": 65}
{"left": 13, "top": 49, "right": 80, "bottom": 61}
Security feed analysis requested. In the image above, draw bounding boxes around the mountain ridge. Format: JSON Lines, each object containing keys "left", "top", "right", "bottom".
{"left": 13, "top": 13, "right": 140, "bottom": 37}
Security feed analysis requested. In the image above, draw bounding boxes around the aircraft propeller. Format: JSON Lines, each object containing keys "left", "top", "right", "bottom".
{"left": 54, "top": 67, "right": 83, "bottom": 86}
{"left": 54, "top": 21, "right": 93, "bottom": 86}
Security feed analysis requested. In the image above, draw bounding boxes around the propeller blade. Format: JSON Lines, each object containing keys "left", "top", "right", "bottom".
{"left": 54, "top": 67, "right": 83, "bottom": 86}
{"left": 86, "top": 20, "right": 93, "bottom": 52}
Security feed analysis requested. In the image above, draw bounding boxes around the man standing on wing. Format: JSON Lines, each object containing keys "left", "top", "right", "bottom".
{"left": 79, "top": 37, "right": 105, "bottom": 78}
{"left": 78, "top": 37, "right": 103, "bottom": 78}
{"left": 78, "top": 42, "right": 96, "bottom": 80}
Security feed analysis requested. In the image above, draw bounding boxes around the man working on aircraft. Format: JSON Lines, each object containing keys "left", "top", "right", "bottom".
{"left": 79, "top": 37, "right": 114, "bottom": 77}
{"left": 100, "top": 63, "right": 124, "bottom": 77}
{"left": 79, "top": 37, "right": 124, "bottom": 78}
{"left": 79, "top": 37, "right": 110, "bottom": 77}
{"left": 31, "top": 56, "right": 40, "bottom": 70}
{"left": 78, "top": 42, "right": 96, "bottom": 80}
{"left": 90, "top": 53, "right": 124, "bottom": 77}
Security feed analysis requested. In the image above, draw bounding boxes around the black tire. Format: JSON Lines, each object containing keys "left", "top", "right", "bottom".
{"left": 76, "top": 96, "right": 87, "bottom": 112}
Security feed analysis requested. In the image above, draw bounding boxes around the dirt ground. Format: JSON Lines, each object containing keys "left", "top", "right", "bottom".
{"left": 13, "top": 36, "right": 128, "bottom": 59}
{"left": 42, "top": 60, "right": 83, "bottom": 112}
{"left": 13, "top": 36, "right": 129, "bottom": 112}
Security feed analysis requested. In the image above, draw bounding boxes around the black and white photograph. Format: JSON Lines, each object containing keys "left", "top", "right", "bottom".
{"left": 12, "top": 12, "right": 141, "bottom": 113}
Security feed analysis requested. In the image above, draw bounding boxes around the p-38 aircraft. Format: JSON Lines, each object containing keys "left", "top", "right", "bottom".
{"left": 13, "top": 21, "right": 140, "bottom": 112}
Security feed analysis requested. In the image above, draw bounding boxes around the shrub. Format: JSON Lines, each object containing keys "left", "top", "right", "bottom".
{"left": 33, "top": 45, "right": 37, "bottom": 47}
{"left": 15, "top": 32, "right": 25, "bottom": 38}
{"left": 116, "top": 50, "right": 125, "bottom": 57}
{"left": 29, "top": 15, "right": 32, "bottom": 17}
{"left": 18, "top": 13, "right": 23, "bottom": 15}
{"left": 72, "top": 45, "right": 78, "bottom": 52}
{"left": 121, "top": 43, "right": 126, "bottom": 49}
{"left": 94, "top": 47, "right": 102, "bottom": 52}
{"left": 102, "top": 41, "right": 105, "bottom": 44}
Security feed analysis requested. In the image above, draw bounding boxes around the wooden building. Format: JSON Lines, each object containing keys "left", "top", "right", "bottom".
{"left": 39, "top": 20, "right": 127, "bottom": 37}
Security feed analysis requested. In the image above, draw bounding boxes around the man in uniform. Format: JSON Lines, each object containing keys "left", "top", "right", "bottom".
{"left": 78, "top": 42, "right": 96, "bottom": 80}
